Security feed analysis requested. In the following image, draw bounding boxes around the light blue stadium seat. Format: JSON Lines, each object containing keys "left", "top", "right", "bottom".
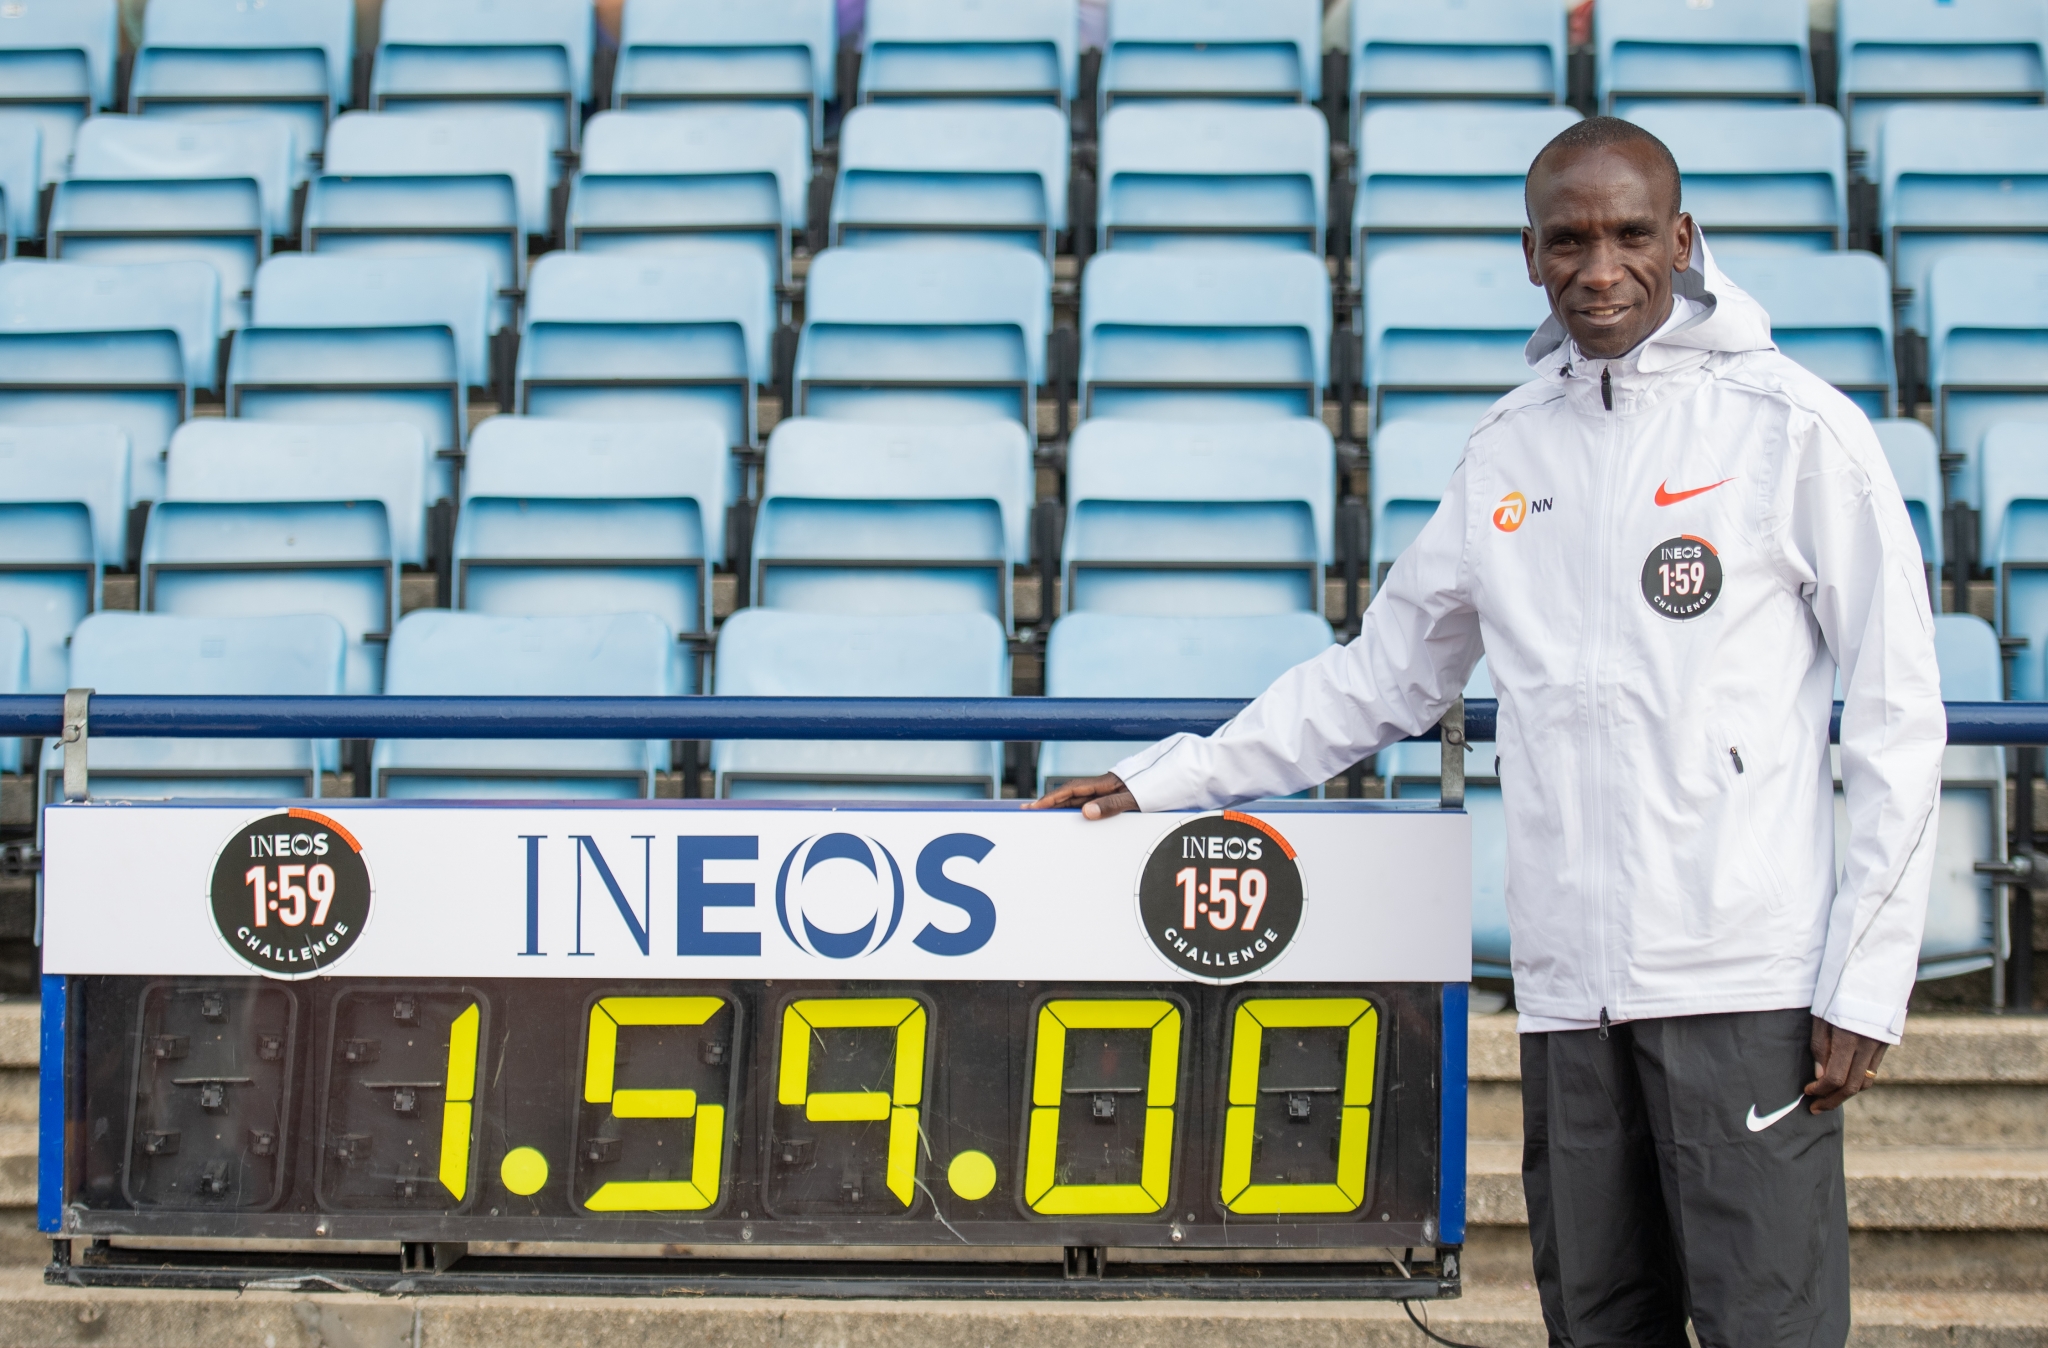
{"left": 1365, "top": 242, "right": 1550, "bottom": 426}
{"left": 1627, "top": 104, "right": 1847, "bottom": 254}
{"left": 1369, "top": 419, "right": 1465, "bottom": 585}
{"left": 1098, "top": 101, "right": 1325, "bottom": 254}
{"left": 309, "top": 110, "right": 554, "bottom": 334}
{"left": 1598, "top": 0, "right": 1813, "bottom": 113}
{"left": 1080, "top": 249, "right": 1330, "bottom": 420}
{"left": 52, "top": 115, "right": 298, "bottom": 330}
{"left": 41, "top": 612, "right": 345, "bottom": 801}
{"left": 0, "top": 616, "right": 21, "bottom": 770}
{"left": 230, "top": 254, "right": 493, "bottom": 497}
{"left": 1918, "top": 612, "right": 2006, "bottom": 981}
{"left": 453, "top": 415, "right": 729, "bottom": 692}
{"left": 754, "top": 418, "right": 1033, "bottom": 629}
{"left": 0, "top": 0, "right": 115, "bottom": 186}
{"left": 129, "top": 0, "right": 355, "bottom": 170}
{"left": 145, "top": 425, "right": 425, "bottom": 697}
{"left": 1928, "top": 252, "right": 2048, "bottom": 512}
{"left": 373, "top": 611, "right": 678, "bottom": 799}
{"left": 860, "top": 0, "right": 1078, "bottom": 104}
{"left": 833, "top": 103, "right": 1070, "bottom": 260}
{"left": 1353, "top": 104, "right": 1578, "bottom": 275}
{"left": 797, "top": 244, "right": 1051, "bottom": 431}
{"left": 0, "top": 260, "right": 220, "bottom": 504}
{"left": 714, "top": 609, "right": 1008, "bottom": 799}
{"left": 1037, "top": 610, "right": 1335, "bottom": 790}
{"left": 1984, "top": 423, "right": 2048, "bottom": 700}
{"left": 1101, "top": 0, "right": 1321, "bottom": 111}
{"left": 0, "top": 425, "right": 126, "bottom": 694}
{"left": 615, "top": 0, "right": 837, "bottom": 152}
{"left": 1839, "top": 0, "right": 2048, "bottom": 155}
{"left": 372, "top": 0, "right": 594, "bottom": 159}
{"left": 0, "top": 120, "right": 37, "bottom": 252}
{"left": 1874, "top": 418, "right": 1944, "bottom": 604}
{"left": 1377, "top": 657, "right": 1508, "bottom": 976}
{"left": 516, "top": 251, "right": 771, "bottom": 454}
{"left": 1879, "top": 106, "right": 2048, "bottom": 337}
{"left": 1350, "top": 0, "right": 1567, "bottom": 128}
{"left": 570, "top": 107, "right": 810, "bottom": 286}
{"left": 1718, "top": 249, "right": 1895, "bottom": 418}
{"left": 1063, "top": 417, "right": 1334, "bottom": 616}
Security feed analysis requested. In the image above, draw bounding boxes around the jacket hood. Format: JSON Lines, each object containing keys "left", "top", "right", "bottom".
{"left": 1524, "top": 229, "right": 1776, "bottom": 377}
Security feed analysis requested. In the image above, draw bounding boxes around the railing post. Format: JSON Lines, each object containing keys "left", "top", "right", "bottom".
{"left": 1438, "top": 698, "right": 1465, "bottom": 809}
{"left": 60, "top": 688, "right": 91, "bottom": 803}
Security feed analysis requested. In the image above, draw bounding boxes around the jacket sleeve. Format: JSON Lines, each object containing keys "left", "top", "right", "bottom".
{"left": 1778, "top": 409, "right": 1945, "bottom": 1045}
{"left": 1112, "top": 458, "right": 1485, "bottom": 811}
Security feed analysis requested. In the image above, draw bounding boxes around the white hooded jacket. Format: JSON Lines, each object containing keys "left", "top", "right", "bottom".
{"left": 1113, "top": 237, "right": 1945, "bottom": 1044}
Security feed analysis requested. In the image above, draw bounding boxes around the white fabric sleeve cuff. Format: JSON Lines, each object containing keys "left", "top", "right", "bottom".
{"left": 1815, "top": 993, "right": 1905, "bottom": 1045}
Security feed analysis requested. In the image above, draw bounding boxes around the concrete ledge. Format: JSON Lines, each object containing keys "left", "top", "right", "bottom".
{"left": 0, "top": 1004, "right": 34, "bottom": 1072}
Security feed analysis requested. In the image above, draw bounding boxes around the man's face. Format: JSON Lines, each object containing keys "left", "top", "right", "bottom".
{"left": 1522, "top": 143, "right": 1695, "bottom": 361}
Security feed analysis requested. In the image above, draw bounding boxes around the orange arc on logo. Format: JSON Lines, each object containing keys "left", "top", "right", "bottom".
{"left": 1222, "top": 810, "right": 1297, "bottom": 860}
{"left": 1493, "top": 492, "right": 1528, "bottom": 532}
{"left": 1654, "top": 477, "right": 1735, "bottom": 507}
{"left": 288, "top": 807, "right": 362, "bottom": 854}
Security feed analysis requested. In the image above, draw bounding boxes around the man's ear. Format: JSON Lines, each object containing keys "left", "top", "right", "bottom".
{"left": 1673, "top": 212, "right": 1696, "bottom": 275}
{"left": 1522, "top": 225, "right": 1541, "bottom": 286}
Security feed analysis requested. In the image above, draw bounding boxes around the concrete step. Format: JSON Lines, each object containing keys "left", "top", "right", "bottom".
{"left": 0, "top": 1272, "right": 2044, "bottom": 1347}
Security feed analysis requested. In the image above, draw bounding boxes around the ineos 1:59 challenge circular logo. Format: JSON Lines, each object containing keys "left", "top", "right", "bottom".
{"left": 209, "top": 810, "right": 372, "bottom": 978}
{"left": 1136, "top": 812, "right": 1304, "bottom": 981}
{"left": 1641, "top": 535, "right": 1723, "bottom": 620}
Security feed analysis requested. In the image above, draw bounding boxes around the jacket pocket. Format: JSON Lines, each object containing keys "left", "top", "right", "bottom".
{"left": 1714, "top": 725, "right": 1788, "bottom": 908}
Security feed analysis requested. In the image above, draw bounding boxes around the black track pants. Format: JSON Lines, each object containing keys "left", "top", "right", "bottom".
{"left": 1520, "top": 1007, "right": 1850, "bottom": 1348}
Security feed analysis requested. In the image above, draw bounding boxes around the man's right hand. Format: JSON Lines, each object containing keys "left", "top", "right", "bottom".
{"left": 1027, "top": 773, "right": 1138, "bottom": 820}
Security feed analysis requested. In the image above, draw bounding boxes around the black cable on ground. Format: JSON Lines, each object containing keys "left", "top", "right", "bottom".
{"left": 1401, "top": 1298, "right": 1499, "bottom": 1348}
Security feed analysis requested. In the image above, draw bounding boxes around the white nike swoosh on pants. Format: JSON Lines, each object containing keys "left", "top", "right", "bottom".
{"left": 1745, "top": 1098, "right": 1803, "bottom": 1132}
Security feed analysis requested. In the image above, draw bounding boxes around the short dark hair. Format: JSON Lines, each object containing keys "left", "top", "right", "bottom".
{"left": 1524, "top": 117, "right": 1683, "bottom": 219}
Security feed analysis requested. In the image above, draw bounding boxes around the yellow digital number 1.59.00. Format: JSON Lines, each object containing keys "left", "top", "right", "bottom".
{"left": 1023, "top": 1000, "right": 1181, "bottom": 1215}
{"left": 777, "top": 998, "right": 928, "bottom": 1207}
{"left": 1219, "top": 998, "right": 1378, "bottom": 1214}
{"left": 582, "top": 996, "right": 728, "bottom": 1212}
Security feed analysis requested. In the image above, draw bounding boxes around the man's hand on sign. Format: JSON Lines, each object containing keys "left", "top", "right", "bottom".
{"left": 1805, "top": 1016, "right": 1890, "bottom": 1112}
{"left": 1027, "top": 773, "right": 1138, "bottom": 820}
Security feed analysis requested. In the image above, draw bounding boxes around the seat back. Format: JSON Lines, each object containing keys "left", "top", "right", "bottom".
{"left": 0, "top": 259, "right": 220, "bottom": 501}
{"left": 1364, "top": 242, "right": 1549, "bottom": 426}
{"left": 0, "top": 119, "right": 38, "bottom": 250}
{"left": 1928, "top": 251, "right": 2048, "bottom": 511}
{"left": 1719, "top": 249, "right": 1895, "bottom": 418}
{"left": 1099, "top": 101, "right": 1325, "bottom": 255}
{"left": 1839, "top": 0, "right": 2048, "bottom": 152}
{"left": 1080, "top": 248, "right": 1330, "bottom": 420}
{"left": 1872, "top": 418, "right": 1944, "bottom": 597}
{"left": 1038, "top": 610, "right": 1335, "bottom": 787}
{"left": 1369, "top": 419, "right": 1467, "bottom": 580}
{"left": 0, "top": 615, "right": 21, "bottom": 770}
{"left": 1879, "top": 105, "right": 2048, "bottom": 335}
{"left": 1063, "top": 417, "right": 1333, "bottom": 616}
{"left": 1101, "top": 0, "right": 1322, "bottom": 109}
{"left": 797, "top": 244, "right": 1051, "bottom": 429}
{"left": 455, "top": 415, "right": 730, "bottom": 685}
{"left": 712, "top": 608, "right": 1009, "bottom": 799}
{"left": 1350, "top": 0, "right": 1567, "bottom": 119}
{"left": 1354, "top": 104, "right": 1578, "bottom": 274}
{"left": 166, "top": 420, "right": 432, "bottom": 565}
{"left": 1597, "top": 0, "right": 1812, "bottom": 111}
{"left": 1628, "top": 104, "right": 1847, "bottom": 254}
{"left": 49, "top": 611, "right": 345, "bottom": 800}
{"left": 754, "top": 417, "right": 1034, "bottom": 628}
{"left": 517, "top": 251, "right": 772, "bottom": 449}
{"left": 70, "top": 114, "right": 297, "bottom": 238}
{"left": 374, "top": 610, "right": 678, "bottom": 799}
{"left": 0, "top": 0, "right": 116, "bottom": 190}
{"left": 372, "top": 0, "right": 595, "bottom": 153}
{"left": 833, "top": 103, "right": 1070, "bottom": 259}
{"left": 616, "top": 0, "right": 837, "bottom": 149}
{"left": 1983, "top": 422, "right": 2048, "bottom": 700}
{"left": 131, "top": 0, "right": 353, "bottom": 162}
{"left": 571, "top": 106, "right": 810, "bottom": 283}
{"left": 0, "top": 424, "right": 126, "bottom": 693}
{"left": 860, "top": 0, "right": 1078, "bottom": 104}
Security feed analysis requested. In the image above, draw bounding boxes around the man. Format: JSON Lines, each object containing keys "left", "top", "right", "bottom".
{"left": 1033, "top": 118, "right": 1944, "bottom": 1347}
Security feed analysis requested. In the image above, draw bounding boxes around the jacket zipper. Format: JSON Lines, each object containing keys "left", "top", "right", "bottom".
{"left": 1585, "top": 367, "right": 1621, "bottom": 1023}
{"left": 1601, "top": 365, "right": 1612, "bottom": 411}
{"left": 1730, "top": 746, "right": 1745, "bottom": 774}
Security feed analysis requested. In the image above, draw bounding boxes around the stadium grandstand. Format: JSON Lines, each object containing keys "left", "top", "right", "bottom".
{"left": 0, "top": 0, "right": 2046, "bottom": 1337}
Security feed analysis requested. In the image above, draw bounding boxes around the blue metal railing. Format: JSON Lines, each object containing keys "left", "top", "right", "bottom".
{"left": 0, "top": 695, "right": 2042, "bottom": 744}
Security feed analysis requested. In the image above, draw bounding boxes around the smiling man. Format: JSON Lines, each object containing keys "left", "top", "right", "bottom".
{"left": 1032, "top": 118, "right": 1945, "bottom": 1345}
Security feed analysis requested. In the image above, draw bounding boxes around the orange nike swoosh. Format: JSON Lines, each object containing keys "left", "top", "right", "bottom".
{"left": 1655, "top": 477, "right": 1735, "bottom": 507}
